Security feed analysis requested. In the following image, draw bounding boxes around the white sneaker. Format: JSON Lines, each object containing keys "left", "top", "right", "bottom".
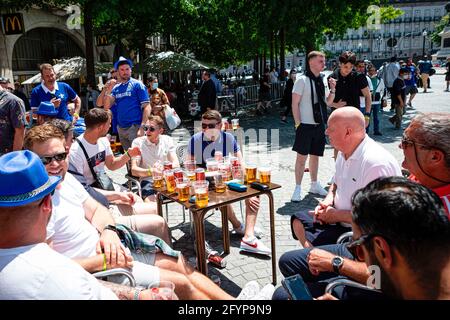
{"left": 251, "top": 284, "right": 275, "bottom": 300}
{"left": 233, "top": 223, "right": 264, "bottom": 238}
{"left": 240, "top": 236, "right": 271, "bottom": 256}
{"left": 236, "top": 281, "right": 260, "bottom": 300}
{"left": 309, "top": 181, "right": 328, "bottom": 196}
{"left": 291, "top": 185, "right": 302, "bottom": 202}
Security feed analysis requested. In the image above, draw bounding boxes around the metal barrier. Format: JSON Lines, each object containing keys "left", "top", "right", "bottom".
{"left": 217, "top": 81, "right": 286, "bottom": 114}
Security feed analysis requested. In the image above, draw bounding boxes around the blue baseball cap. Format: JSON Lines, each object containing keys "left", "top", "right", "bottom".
{"left": 36, "top": 101, "right": 58, "bottom": 116}
{"left": 114, "top": 56, "right": 133, "bottom": 70}
{"left": 0, "top": 151, "right": 61, "bottom": 207}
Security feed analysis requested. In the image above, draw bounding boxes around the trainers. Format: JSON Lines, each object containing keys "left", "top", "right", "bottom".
{"left": 291, "top": 185, "right": 302, "bottom": 202}
{"left": 233, "top": 223, "right": 264, "bottom": 238}
{"left": 240, "top": 236, "right": 271, "bottom": 256}
{"left": 251, "top": 284, "right": 275, "bottom": 300}
{"left": 237, "top": 281, "right": 260, "bottom": 300}
{"left": 309, "top": 181, "right": 328, "bottom": 196}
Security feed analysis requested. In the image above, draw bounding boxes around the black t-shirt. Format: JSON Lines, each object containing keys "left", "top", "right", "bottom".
{"left": 391, "top": 78, "right": 406, "bottom": 106}
{"left": 330, "top": 69, "right": 368, "bottom": 109}
{"left": 260, "top": 74, "right": 270, "bottom": 93}
{"left": 446, "top": 62, "right": 450, "bottom": 74}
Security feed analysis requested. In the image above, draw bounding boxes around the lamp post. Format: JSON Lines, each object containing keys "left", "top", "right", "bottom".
{"left": 422, "top": 29, "right": 428, "bottom": 58}
{"left": 358, "top": 42, "right": 362, "bottom": 59}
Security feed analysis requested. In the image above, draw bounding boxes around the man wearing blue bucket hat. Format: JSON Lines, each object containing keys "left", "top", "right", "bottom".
{"left": 103, "top": 56, "right": 151, "bottom": 151}
{"left": 0, "top": 150, "right": 119, "bottom": 299}
{"left": 36, "top": 101, "right": 58, "bottom": 125}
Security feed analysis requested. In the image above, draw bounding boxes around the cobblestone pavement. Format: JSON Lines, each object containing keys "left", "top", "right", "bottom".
{"left": 108, "top": 72, "right": 449, "bottom": 297}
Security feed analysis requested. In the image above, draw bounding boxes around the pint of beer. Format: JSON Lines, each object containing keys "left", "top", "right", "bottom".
{"left": 245, "top": 164, "right": 257, "bottom": 184}
{"left": 164, "top": 170, "right": 176, "bottom": 193}
{"left": 176, "top": 178, "right": 190, "bottom": 202}
{"left": 152, "top": 168, "right": 164, "bottom": 189}
{"left": 214, "top": 171, "right": 227, "bottom": 193}
{"left": 193, "top": 181, "right": 209, "bottom": 208}
{"left": 258, "top": 167, "right": 271, "bottom": 184}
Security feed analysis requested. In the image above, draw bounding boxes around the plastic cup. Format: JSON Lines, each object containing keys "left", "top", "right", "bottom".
{"left": 258, "top": 167, "right": 271, "bottom": 184}
{"left": 214, "top": 171, "right": 227, "bottom": 193}
{"left": 152, "top": 168, "right": 164, "bottom": 189}
{"left": 186, "top": 170, "right": 196, "bottom": 182}
{"left": 245, "top": 163, "right": 257, "bottom": 184}
{"left": 148, "top": 281, "right": 177, "bottom": 300}
{"left": 193, "top": 180, "right": 209, "bottom": 208}
{"left": 164, "top": 170, "right": 176, "bottom": 193}
{"left": 206, "top": 158, "right": 219, "bottom": 172}
{"left": 218, "top": 162, "right": 232, "bottom": 181}
{"left": 214, "top": 151, "right": 223, "bottom": 162}
{"left": 232, "top": 165, "right": 245, "bottom": 184}
{"left": 176, "top": 178, "right": 191, "bottom": 202}
{"left": 231, "top": 118, "right": 239, "bottom": 130}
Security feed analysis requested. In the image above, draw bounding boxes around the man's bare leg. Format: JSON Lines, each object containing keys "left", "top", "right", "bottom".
{"left": 155, "top": 255, "right": 234, "bottom": 300}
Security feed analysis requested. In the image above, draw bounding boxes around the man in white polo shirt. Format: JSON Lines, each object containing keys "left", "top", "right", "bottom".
{"left": 130, "top": 115, "right": 179, "bottom": 201}
{"left": 290, "top": 107, "right": 402, "bottom": 248}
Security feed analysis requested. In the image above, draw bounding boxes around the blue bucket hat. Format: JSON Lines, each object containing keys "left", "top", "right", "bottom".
{"left": 36, "top": 101, "right": 58, "bottom": 116}
{"left": 114, "top": 56, "right": 133, "bottom": 70}
{"left": 0, "top": 150, "right": 61, "bottom": 207}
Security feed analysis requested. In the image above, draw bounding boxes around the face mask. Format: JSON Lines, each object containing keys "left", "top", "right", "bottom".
{"left": 152, "top": 82, "right": 158, "bottom": 90}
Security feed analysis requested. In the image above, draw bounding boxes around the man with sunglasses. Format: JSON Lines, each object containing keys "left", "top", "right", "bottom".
{"left": 24, "top": 123, "right": 260, "bottom": 300}
{"left": 68, "top": 109, "right": 171, "bottom": 236}
{"left": 130, "top": 115, "right": 179, "bottom": 201}
{"left": 187, "top": 110, "right": 270, "bottom": 255}
{"left": 400, "top": 112, "right": 450, "bottom": 217}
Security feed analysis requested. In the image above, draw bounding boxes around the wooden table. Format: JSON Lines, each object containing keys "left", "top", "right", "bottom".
{"left": 156, "top": 182, "right": 281, "bottom": 285}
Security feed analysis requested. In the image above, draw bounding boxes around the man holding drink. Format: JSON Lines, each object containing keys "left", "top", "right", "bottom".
{"left": 187, "top": 110, "right": 270, "bottom": 256}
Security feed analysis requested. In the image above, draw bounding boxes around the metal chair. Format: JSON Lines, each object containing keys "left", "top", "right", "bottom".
{"left": 93, "top": 268, "right": 136, "bottom": 287}
{"left": 325, "top": 279, "right": 385, "bottom": 300}
{"left": 336, "top": 231, "right": 354, "bottom": 245}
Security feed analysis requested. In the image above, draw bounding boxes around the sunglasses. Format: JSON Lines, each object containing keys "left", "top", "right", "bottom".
{"left": 202, "top": 123, "right": 218, "bottom": 129}
{"left": 142, "top": 125, "right": 158, "bottom": 132}
{"left": 40, "top": 152, "right": 68, "bottom": 165}
{"left": 400, "top": 135, "right": 429, "bottom": 150}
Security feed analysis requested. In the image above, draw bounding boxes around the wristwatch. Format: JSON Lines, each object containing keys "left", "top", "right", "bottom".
{"left": 332, "top": 256, "right": 344, "bottom": 274}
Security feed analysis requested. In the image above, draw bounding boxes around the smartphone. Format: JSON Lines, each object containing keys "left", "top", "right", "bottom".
{"left": 281, "top": 274, "right": 313, "bottom": 300}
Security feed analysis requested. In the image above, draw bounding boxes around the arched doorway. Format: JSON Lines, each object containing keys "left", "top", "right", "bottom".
{"left": 12, "top": 27, "right": 84, "bottom": 90}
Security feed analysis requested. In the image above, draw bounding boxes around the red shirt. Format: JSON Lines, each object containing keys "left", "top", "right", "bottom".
{"left": 409, "top": 175, "right": 450, "bottom": 218}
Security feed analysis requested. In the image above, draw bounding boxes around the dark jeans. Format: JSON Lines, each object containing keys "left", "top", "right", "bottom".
{"left": 274, "top": 244, "right": 354, "bottom": 299}
{"left": 371, "top": 103, "right": 381, "bottom": 133}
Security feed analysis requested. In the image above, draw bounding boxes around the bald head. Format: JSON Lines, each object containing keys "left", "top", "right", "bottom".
{"left": 328, "top": 107, "right": 365, "bottom": 131}
{"left": 326, "top": 107, "right": 367, "bottom": 156}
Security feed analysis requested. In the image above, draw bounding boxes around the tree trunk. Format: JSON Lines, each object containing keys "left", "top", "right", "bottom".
{"left": 83, "top": 1, "right": 96, "bottom": 87}
{"left": 269, "top": 33, "right": 274, "bottom": 68}
{"left": 259, "top": 51, "right": 263, "bottom": 76}
{"left": 263, "top": 50, "right": 267, "bottom": 71}
{"left": 254, "top": 54, "right": 259, "bottom": 73}
{"left": 139, "top": 33, "right": 147, "bottom": 83}
{"left": 280, "top": 28, "right": 286, "bottom": 79}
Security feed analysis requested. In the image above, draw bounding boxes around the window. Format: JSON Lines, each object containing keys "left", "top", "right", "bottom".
{"left": 413, "top": 39, "right": 420, "bottom": 48}
{"left": 414, "top": 23, "right": 420, "bottom": 32}
{"left": 414, "top": 10, "right": 421, "bottom": 17}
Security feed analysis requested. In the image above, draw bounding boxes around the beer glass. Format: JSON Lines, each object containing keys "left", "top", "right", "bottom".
{"left": 152, "top": 168, "right": 164, "bottom": 189}
{"left": 231, "top": 118, "right": 239, "bottom": 130}
{"left": 193, "top": 181, "right": 209, "bottom": 208}
{"left": 245, "top": 163, "right": 257, "bottom": 184}
{"left": 214, "top": 171, "right": 227, "bottom": 193}
{"left": 148, "top": 280, "right": 177, "bottom": 300}
{"left": 206, "top": 158, "right": 219, "bottom": 172}
{"left": 258, "top": 167, "right": 271, "bottom": 184}
{"left": 164, "top": 170, "right": 176, "bottom": 193}
{"left": 176, "top": 178, "right": 190, "bottom": 202}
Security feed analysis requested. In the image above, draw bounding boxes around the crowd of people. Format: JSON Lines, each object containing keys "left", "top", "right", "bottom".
{"left": 0, "top": 51, "right": 449, "bottom": 301}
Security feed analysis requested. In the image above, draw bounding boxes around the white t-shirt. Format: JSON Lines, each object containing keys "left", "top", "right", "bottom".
{"left": 292, "top": 75, "right": 320, "bottom": 124}
{"left": 47, "top": 172, "right": 99, "bottom": 259}
{"left": 69, "top": 134, "right": 113, "bottom": 185}
{"left": 0, "top": 243, "right": 117, "bottom": 300}
{"left": 131, "top": 135, "right": 175, "bottom": 180}
{"left": 334, "top": 135, "right": 402, "bottom": 226}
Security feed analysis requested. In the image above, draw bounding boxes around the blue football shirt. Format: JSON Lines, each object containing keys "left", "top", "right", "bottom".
{"left": 30, "top": 82, "right": 77, "bottom": 122}
{"left": 111, "top": 78, "right": 149, "bottom": 128}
